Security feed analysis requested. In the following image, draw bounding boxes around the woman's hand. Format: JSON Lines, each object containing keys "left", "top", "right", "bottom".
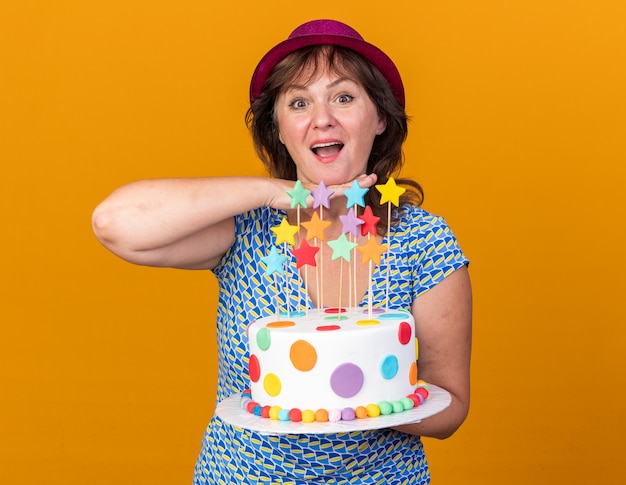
{"left": 266, "top": 173, "right": 378, "bottom": 211}
{"left": 326, "top": 173, "right": 378, "bottom": 200}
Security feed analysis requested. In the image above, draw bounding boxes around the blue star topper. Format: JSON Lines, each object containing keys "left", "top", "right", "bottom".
{"left": 344, "top": 180, "right": 369, "bottom": 208}
{"left": 261, "top": 246, "right": 287, "bottom": 276}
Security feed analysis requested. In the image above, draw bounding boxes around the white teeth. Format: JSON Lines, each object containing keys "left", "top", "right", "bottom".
{"left": 312, "top": 142, "right": 341, "bottom": 149}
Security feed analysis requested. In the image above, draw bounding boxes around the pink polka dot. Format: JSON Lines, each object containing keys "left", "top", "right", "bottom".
{"left": 316, "top": 325, "right": 341, "bottom": 331}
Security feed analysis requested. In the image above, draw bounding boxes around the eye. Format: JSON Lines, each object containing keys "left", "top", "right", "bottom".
{"left": 336, "top": 94, "right": 354, "bottom": 104}
{"left": 289, "top": 98, "right": 308, "bottom": 109}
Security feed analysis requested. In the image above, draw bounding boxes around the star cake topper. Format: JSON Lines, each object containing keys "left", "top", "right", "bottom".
{"left": 376, "top": 177, "right": 406, "bottom": 207}
{"left": 339, "top": 207, "right": 364, "bottom": 238}
{"left": 291, "top": 238, "right": 320, "bottom": 268}
{"left": 287, "top": 180, "right": 311, "bottom": 209}
{"left": 344, "top": 180, "right": 369, "bottom": 209}
{"left": 327, "top": 233, "right": 359, "bottom": 262}
{"left": 301, "top": 211, "right": 332, "bottom": 241}
{"left": 271, "top": 217, "right": 300, "bottom": 246}
{"left": 310, "top": 180, "right": 334, "bottom": 209}
{"left": 261, "top": 246, "right": 287, "bottom": 276}
{"left": 357, "top": 237, "right": 388, "bottom": 266}
{"left": 358, "top": 205, "right": 381, "bottom": 237}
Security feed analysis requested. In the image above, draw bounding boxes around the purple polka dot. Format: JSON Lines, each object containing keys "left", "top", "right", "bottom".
{"left": 330, "top": 363, "right": 364, "bottom": 398}
{"left": 362, "top": 307, "right": 385, "bottom": 314}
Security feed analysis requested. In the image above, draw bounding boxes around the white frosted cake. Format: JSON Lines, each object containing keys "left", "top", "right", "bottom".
{"left": 243, "top": 307, "right": 428, "bottom": 422}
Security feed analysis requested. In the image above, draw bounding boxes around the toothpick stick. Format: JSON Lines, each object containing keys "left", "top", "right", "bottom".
{"left": 368, "top": 256, "right": 373, "bottom": 320}
{"left": 338, "top": 258, "right": 344, "bottom": 316}
{"left": 350, "top": 234, "right": 356, "bottom": 313}
{"left": 273, "top": 273, "right": 280, "bottom": 319}
{"left": 305, "top": 265, "right": 310, "bottom": 319}
{"left": 296, "top": 206, "right": 302, "bottom": 315}
{"left": 385, "top": 203, "right": 392, "bottom": 311}
{"left": 319, "top": 205, "right": 324, "bottom": 311}
{"left": 283, "top": 242, "right": 291, "bottom": 318}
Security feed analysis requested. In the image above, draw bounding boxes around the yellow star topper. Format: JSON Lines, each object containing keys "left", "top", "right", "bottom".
{"left": 375, "top": 177, "right": 406, "bottom": 207}
{"left": 357, "top": 237, "right": 388, "bottom": 265}
{"left": 271, "top": 217, "right": 300, "bottom": 246}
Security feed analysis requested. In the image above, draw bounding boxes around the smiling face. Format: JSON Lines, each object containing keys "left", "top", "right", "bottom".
{"left": 274, "top": 68, "right": 386, "bottom": 186}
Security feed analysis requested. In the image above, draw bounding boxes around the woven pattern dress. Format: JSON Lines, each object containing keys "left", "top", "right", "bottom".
{"left": 193, "top": 204, "right": 468, "bottom": 485}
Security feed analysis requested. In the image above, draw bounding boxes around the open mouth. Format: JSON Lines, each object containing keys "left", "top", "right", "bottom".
{"left": 311, "top": 142, "right": 344, "bottom": 158}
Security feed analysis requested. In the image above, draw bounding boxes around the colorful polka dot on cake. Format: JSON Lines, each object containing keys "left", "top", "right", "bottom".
{"left": 409, "top": 361, "right": 418, "bottom": 386}
{"left": 266, "top": 320, "right": 295, "bottom": 328}
{"left": 248, "top": 355, "right": 260, "bottom": 382}
{"left": 330, "top": 363, "right": 364, "bottom": 398}
{"left": 289, "top": 340, "right": 317, "bottom": 371}
{"left": 256, "top": 328, "right": 271, "bottom": 350}
{"left": 263, "top": 373, "right": 281, "bottom": 396}
{"left": 380, "top": 355, "right": 399, "bottom": 379}
{"left": 398, "top": 321, "right": 412, "bottom": 344}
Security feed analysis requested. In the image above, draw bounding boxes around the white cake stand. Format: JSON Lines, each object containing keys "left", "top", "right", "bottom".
{"left": 215, "top": 384, "right": 451, "bottom": 435}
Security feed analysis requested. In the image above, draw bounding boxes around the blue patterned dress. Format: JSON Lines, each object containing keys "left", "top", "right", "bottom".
{"left": 193, "top": 204, "right": 468, "bottom": 484}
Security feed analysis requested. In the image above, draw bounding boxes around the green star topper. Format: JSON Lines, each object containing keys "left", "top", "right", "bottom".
{"left": 327, "top": 233, "right": 359, "bottom": 262}
{"left": 287, "top": 180, "right": 311, "bottom": 209}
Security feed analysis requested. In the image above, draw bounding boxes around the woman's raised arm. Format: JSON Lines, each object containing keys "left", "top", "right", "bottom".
{"left": 92, "top": 176, "right": 295, "bottom": 270}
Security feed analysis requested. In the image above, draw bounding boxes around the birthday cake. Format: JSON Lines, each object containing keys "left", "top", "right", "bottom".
{"left": 243, "top": 307, "right": 428, "bottom": 422}
{"left": 239, "top": 179, "right": 429, "bottom": 423}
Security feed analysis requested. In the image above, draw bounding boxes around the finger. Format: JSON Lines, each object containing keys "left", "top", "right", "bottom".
{"left": 355, "top": 173, "right": 378, "bottom": 187}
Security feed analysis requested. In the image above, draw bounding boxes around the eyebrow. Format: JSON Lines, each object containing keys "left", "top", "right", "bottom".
{"left": 284, "top": 76, "right": 356, "bottom": 93}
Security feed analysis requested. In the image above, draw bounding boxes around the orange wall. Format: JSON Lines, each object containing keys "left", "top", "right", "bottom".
{"left": 2, "top": 1, "right": 625, "bottom": 484}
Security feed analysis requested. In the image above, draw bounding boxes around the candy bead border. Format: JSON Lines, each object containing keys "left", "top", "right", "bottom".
{"left": 240, "top": 380, "right": 430, "bottom": 423}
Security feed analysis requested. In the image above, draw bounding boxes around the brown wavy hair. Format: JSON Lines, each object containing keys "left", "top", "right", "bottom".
{"left": 245, "top": 45, "right": 423, "bottom": 232}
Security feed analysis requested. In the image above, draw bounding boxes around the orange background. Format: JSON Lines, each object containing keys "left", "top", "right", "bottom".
{"left": 2, "top": 1, "right": 625, "bottom": 483}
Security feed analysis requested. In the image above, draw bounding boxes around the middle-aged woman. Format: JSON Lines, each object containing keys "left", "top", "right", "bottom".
{"left": 93, "top": 19, "right": 472, "bottom": 484}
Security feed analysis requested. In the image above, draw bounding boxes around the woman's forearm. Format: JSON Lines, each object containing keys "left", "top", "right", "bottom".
{"left": 392, "top": 386, "right": 469, "bottom": 439}
{"left": 394, "top": 267, "right": 472, "bottom": 439}
{"left": 92, "top": 176, "right": 290, "bottom": 268}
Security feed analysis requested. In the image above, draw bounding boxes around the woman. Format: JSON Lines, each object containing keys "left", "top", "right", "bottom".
{"left": 93, "top": 19, "right": 472, "bottom": 484}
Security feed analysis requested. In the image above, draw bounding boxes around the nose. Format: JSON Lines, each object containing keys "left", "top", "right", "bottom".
{"left": 311, "top": 103, "right": 335, "bottom": 129}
